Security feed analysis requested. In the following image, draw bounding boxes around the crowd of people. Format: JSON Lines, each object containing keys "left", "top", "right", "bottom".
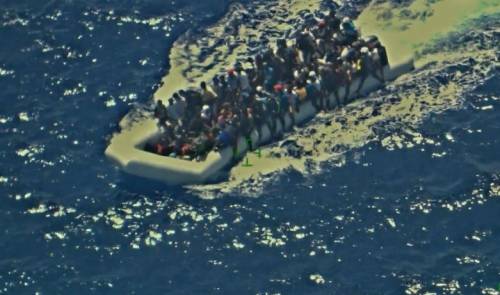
{"left": 146, "top": 8, "right": 389, "bottom": 161}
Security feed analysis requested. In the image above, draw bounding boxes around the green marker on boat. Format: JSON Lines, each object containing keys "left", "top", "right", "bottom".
{"left": 241, "top": 157, "right": 252, "bottom": 167}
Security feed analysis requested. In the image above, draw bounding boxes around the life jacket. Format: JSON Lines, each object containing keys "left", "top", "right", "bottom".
{"left": 155, "top": 143, "right": 165, "bottom": 155}
{"left": 181, "top": 144, "right": 192, "bottom": 156}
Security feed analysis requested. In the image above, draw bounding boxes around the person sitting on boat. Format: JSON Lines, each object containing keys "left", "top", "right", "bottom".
{"left": 215, "top": 112, "right": 226, "bottom": 130}
{"left": 192, "top": 131, "right": 214, "bottom": 160}
{"left": 153, "top": 99, "right": 169, "bottom": 127}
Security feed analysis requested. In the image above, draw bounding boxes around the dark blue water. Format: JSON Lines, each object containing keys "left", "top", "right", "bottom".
{"left": 1, "top": 1, "right": 499, "bottom": 294}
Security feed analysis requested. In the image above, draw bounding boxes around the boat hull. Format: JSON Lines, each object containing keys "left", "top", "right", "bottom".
{"left": 105, "top": 59, "right": 415, "bottom": 185}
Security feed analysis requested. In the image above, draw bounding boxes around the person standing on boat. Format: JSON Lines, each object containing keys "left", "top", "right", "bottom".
{"left": 306, "top": 72, "right": 322, "bottom": 109}
{"left": 324, "top": 8, "right": 341, "bottom": 33}
{"left": 340, "top": 17, "right": 358, "bottom": 43}
{"left": 181, "top": 89, "right": 202, "bottom": 117}
{"left": 255, "top": 86, "right": 276, "bottom": 137}
{"left": 166, "top": 97, "right": 183, "bottom": 126}
{"left": 276, "top": 39, "right": 298, "bottom": 81}
{"left": 312, "top": 20, "right": 328, "bottom": 41}
{"left": 200, "top": 81, "right": 218, "bottom": 105}
{"left": 236, "top": 67, "right": 252, "bottom": 96}
{"left": 354, "top": 47, "right": 376, "bottom": 96}
{"left": 227, "top": 69, "right": 239, "bottom": 96}
{"left": 371, "top": 41, "right": 389, "bottom": 82}
{"left": 154, "top": 99, "right": 169, "bottom": 127}
{"left": 262, "top": 62, "right": 276, "bottom": 92}
{"left": 274, "top": 83, "right": 288, "bottom": 131}
{"left": 296, "top": 29, "right": 316, "bottom": 65}
{"left": 285, "top": 85, "right": 299, "bottom": 113}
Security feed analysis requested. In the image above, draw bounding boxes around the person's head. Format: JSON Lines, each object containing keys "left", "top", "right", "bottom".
{"left": 318, "top": 20, "right": 326, "bottom": 29}
{"left": 219, "top": 75, "right": 226, "bottom": 83}
{"left": 273, "top": 83, "right": 283, "bottom": 93}
{"left": 256, "top": 85, "right": 263, "bottom": 93}
{"left": 234, "top": 62, "right": 243, "bottom": 71}
{"left": 361, "top": 47, "right": 369, "bottom": 55}
{"left": 157, "top": 99, "right": 163, "bottom": 105}
{"left": 328, "top": 8, "right": 336, "bottom": 17}
{"left": 200, "top": 81, "right": 207, "bottom": 90}
{"left": 173, "top": 92, "right": 180, "bottom": 100}
{"left": 179, "top": 90, "right": 186, "bottom": 96}
{"left": 212, "top": 76, "right": 219, "bottom": 85}
{"left": 286, "top": 86, "right": 293, "bottom": 93}
{"left": 227, "top": 68, "right": 235, "bottom": 76}
{"left": 168, "top": 98, "right": 174, "bottom": 104}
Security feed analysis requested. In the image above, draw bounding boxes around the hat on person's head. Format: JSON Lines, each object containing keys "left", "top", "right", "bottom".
{"left": 309, "top": 71, "right": 317, "bottom": 78}
{"left": 342, "top": 17, "right": 351, "bottom": 23}
{"left": 202, "top": 104, "right": 210, "bottom": 111}
{"left": 273, "top": 83, "right": 283, "bottom": 92}
{"left": 256, "top": 86, "right": 263, "bottom": 92}
{"left": 361, "top": 47, "right": 369, "bottom": 54}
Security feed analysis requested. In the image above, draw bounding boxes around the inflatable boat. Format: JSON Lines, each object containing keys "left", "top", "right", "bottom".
{"left": 105, "top": 58, "right": 414, "bottom": 185}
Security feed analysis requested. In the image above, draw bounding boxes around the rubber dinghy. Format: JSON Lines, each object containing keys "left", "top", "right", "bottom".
{"left": 105, "top": 56, "right": 414, "bottom": 185}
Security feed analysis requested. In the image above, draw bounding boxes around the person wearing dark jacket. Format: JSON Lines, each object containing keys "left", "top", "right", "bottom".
{"left": 154, "top": 99, "right": 169, "bottom": 127}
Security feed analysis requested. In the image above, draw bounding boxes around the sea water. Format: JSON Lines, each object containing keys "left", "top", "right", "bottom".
{"left": 0, "top": 0, "right": 499, "bottom": 293}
